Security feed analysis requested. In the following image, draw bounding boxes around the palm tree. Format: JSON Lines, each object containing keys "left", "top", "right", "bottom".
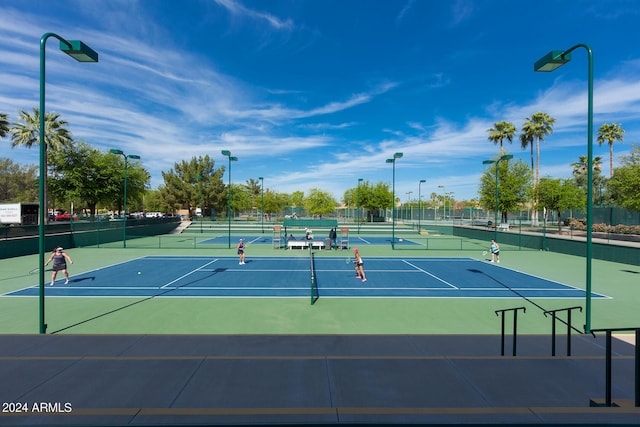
{"left": 487, "top": 121, "right": 516, "bottom": 154}
{"left": 597, "top": 122, "right": 624, "bottom": 177}
{"left": 519, "top": 132, "right": 534, "bottom": 171}
{"left": 10, "top": 108, "right": 72, "bottom": 151}
{"left": 520, "top": 112, "right": 556, "bottom": 225}
{"left": 10, "top": 108, "right": 73, "bottom": 220}
{"left": 571, "top": 155, "right": 605, "bottom": 205}
{"left": 0, "top": 113, "right": 9, "bottom": 138}
{"left": 571, "top": 155, "right": 602, "bottom": 176}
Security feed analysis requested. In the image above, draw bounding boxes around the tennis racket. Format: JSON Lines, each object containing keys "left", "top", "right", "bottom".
{"left": 29, "top": 267, "right": 51, "bottom": 275}
{"left": 482, "top": 250, "right": 488, "bottom": 256}
{"left": 345, "top": 257, "right": 353, "bottom": 265}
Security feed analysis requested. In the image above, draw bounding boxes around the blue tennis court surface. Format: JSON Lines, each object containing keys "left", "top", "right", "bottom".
{"left": 5, "top": 256, "right": 607, "bottom": 299}
{"left": 198, "top": 235, "right": 419, "bottom": 245}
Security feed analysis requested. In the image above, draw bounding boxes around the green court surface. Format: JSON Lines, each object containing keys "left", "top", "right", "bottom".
{"left": 1, "top": 222, "right": 638, "bottom": 335}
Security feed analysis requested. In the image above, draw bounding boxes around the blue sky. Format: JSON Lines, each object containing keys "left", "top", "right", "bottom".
{"left": 1, "top": 0, "right": 640, "bottom": 204}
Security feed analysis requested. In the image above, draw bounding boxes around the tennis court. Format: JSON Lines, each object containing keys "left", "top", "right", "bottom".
{"left": 1, "top": 223, "right": 639, "bottom": 425}
{"left": 4, "top": 255, "right": 607, "bottom": 299}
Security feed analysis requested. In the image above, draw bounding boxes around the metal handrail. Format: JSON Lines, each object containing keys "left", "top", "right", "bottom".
{"left": 543, "top": 306, "right": 582, "bottom": 356}
{"left": 590, "top": 327, "right": 639, "bottom": 407}
{"left": 495, "top": 307, "right": 526, "bottom": 356}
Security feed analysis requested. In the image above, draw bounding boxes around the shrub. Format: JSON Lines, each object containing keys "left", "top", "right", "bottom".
{"left": 566, "top": 218, "right": 640, "bottom": 234}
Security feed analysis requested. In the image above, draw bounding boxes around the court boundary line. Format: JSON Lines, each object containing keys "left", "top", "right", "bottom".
{"left": 160, "top": 259, "right": 219, "bottom": 289}
{"left": 401, "top": 259, "right": 459, "bottom": 289}
{"left": 2, "top": 256, "right": 609, "bottom": 300}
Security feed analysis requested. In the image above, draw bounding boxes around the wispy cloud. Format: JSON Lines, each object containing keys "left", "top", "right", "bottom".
{"left": 214, "top": 0, "right": 294, "bottom": 31}
{"left": 2, "top": 1, "right": 640, "bottom": 203}
{"left": 450, "top": 0, "right": 474, "bottom": 26}
{"left": 395, "top": 0, "right": 415, "bottom": 23}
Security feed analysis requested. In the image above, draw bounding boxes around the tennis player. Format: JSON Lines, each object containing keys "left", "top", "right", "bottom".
{"left": 237, "top": 239, "right": 246, "bottom": 265}
{"left": 490, "top": 240, "right": 500, "bottom": 263}
{"left": 353, "top": 247, "right": 366, "bottom": 282}
{"left": 44, "top": 247, "right": 73, "bottom": 285}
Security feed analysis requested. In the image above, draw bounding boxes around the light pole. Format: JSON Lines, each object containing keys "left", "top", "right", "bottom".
{"left": 38, "top": 33, "right": 98, "bottom": 334}
{"left": 446, "top": 192, "right": 454, "bottom": 221}
{"left": 222, "top": 150, "right": 238, "bottom": 249}
{"left": 418, "top": 179, "right": 426, "bottom": 232}
{"left": 483, "top": 153, "right": 513, "bottom": 241}
{"left": 386, "top": 152, "right": 403, "bottom": 249}
{"left": 357, "top": 178, "right": 363, "bottom": 234}
{"left": 259, "top": 176, "right": 264, "bottom": 233}
{"left": 406, "top": 191, "right": 413, "bottom": 222}
{"left": 535, "top": 44, "right": 594, "bottom": 333}
{"left": 438, "top": 185, "right": 445, "bottom": 220}
{"left": 195, "top": 174, "right": 203, "bottom": 233}
{"left": 110, "top": 149, "right": 140, "bottom": 248}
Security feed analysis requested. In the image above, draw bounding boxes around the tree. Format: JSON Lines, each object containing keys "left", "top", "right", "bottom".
{"left": 571, "top": 155, "right": 602, "bottom": 176}
{"left": 479, "top": 157, "right": 532, "bottom": 222}
{"left": 9, "top": 108, "right": 74, "bottom": 218}
{"left": 520, "top": 132, "right": 534, "bottom": 174}
{"left": 230, "top": 183, "right": 252, "bottom": 214}
{"left": 159, "top": 155, "right": 225, "bottom": 215}
{"left": 571, "top": 154, "right": 605, "bottom": 205}
{"left": 487, "top": 121, "right": 516, "bottom": 154}
{"left": 106, "top": 153, "right": 149, "bottom": 215}
{"left": 0, "top": 113, "right": 9, "bottom": 138}
{"left": 49, "top": 143, "right": 150, "bottom": 216}
{"left": 244, "top": 178, "right": 262, "bottom": 212}
{"left": 520, "top": 112, "right": 556, "bottom": 225}
{"left": 263, "top": 189, "right": 289, "bottom": 217}
{"left": 142, "top": 189, "right": 164, "bottom": 213}
{"left": 608, "top": 144, "right": 640, "bottom": 211}
{"left": 303, "top": 188, "right": 337, "bottom": 216}
{"left": 10, "top": 108, "right": 72, "bottom": 151}
{"left": 286, "top": 190, "right": 305, "bottom": 216}
{"left": 342, "top": 181, "right": 392, "bottom": 222}
{"left": 245, "top": 178, "right": 261, "bottom": 198}
{"left": 0, "top": 157, "right": 38, "bottom": 202}
{"left": 597, "top": 122, "right": 624, "bottom": 178}
{"left": 538, "top": 177, "right": 586, "bottom": 226}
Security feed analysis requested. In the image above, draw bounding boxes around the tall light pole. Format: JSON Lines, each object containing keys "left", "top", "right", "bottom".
{"left": 38, "top": 33, "right": 98, "bottom": 334}
{"left": 418, "top": 179, "right": 426, "bottom": 232}
{"left": 386, "top": 152, "right": 403, "bottom": 249}
{"left": 195, "top": 174, "right": 203, "bottom": 233}
{"left": 438, "top": 185, "right": 445, "bottom": 221}
{"left": 535, "top": 44, "right": 594, "bottom": 334}
{"left": 110, "top": 149, "right": 140, "bottom": 248}
{"left": 357, "top": 178, "right": 364, "bottom": 234}
{"left": 259, "top": 176, "right": 264, "bottom": 233}
{"left": 405, "top": 191, "right": 413, "bottom": 222}
{"left": 222, "top": 150, "right": 238, "bottom": 249}
{"left": 483, "top": 154, "right": 513, "bottom": 241}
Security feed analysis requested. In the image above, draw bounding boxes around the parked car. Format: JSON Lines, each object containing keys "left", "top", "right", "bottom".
{"left": 54, "top": 213, "right": 78, "bottom": 221}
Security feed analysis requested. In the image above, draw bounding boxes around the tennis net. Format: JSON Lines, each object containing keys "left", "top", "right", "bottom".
{"left": 309, "top": 245, "right": 319, "bottom": 305}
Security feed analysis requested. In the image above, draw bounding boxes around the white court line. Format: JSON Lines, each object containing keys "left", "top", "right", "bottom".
{"left": 401, "top": 259, "right": 459, "bottom": 289}
{"left": 354, "top": 236, "right": 372, "bottom": 244}
{"left": 199, "top": 268, "right": 309, "bottom": 272}
{"left": 160, "top": 259, "right": 219, "bottom": 289}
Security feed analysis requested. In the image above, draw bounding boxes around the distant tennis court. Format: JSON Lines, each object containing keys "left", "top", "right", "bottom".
{"left": 5, "top": 256, "right": 607, "bottom": 300}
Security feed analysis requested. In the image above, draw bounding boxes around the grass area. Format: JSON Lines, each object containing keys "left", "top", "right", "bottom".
{"left": 1, "top": 222, "right": 638, "bottom": 335}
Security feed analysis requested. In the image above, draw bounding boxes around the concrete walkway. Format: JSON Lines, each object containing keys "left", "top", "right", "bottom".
{"left": 0, "top": 334, "right": 638, "bottom": 425}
